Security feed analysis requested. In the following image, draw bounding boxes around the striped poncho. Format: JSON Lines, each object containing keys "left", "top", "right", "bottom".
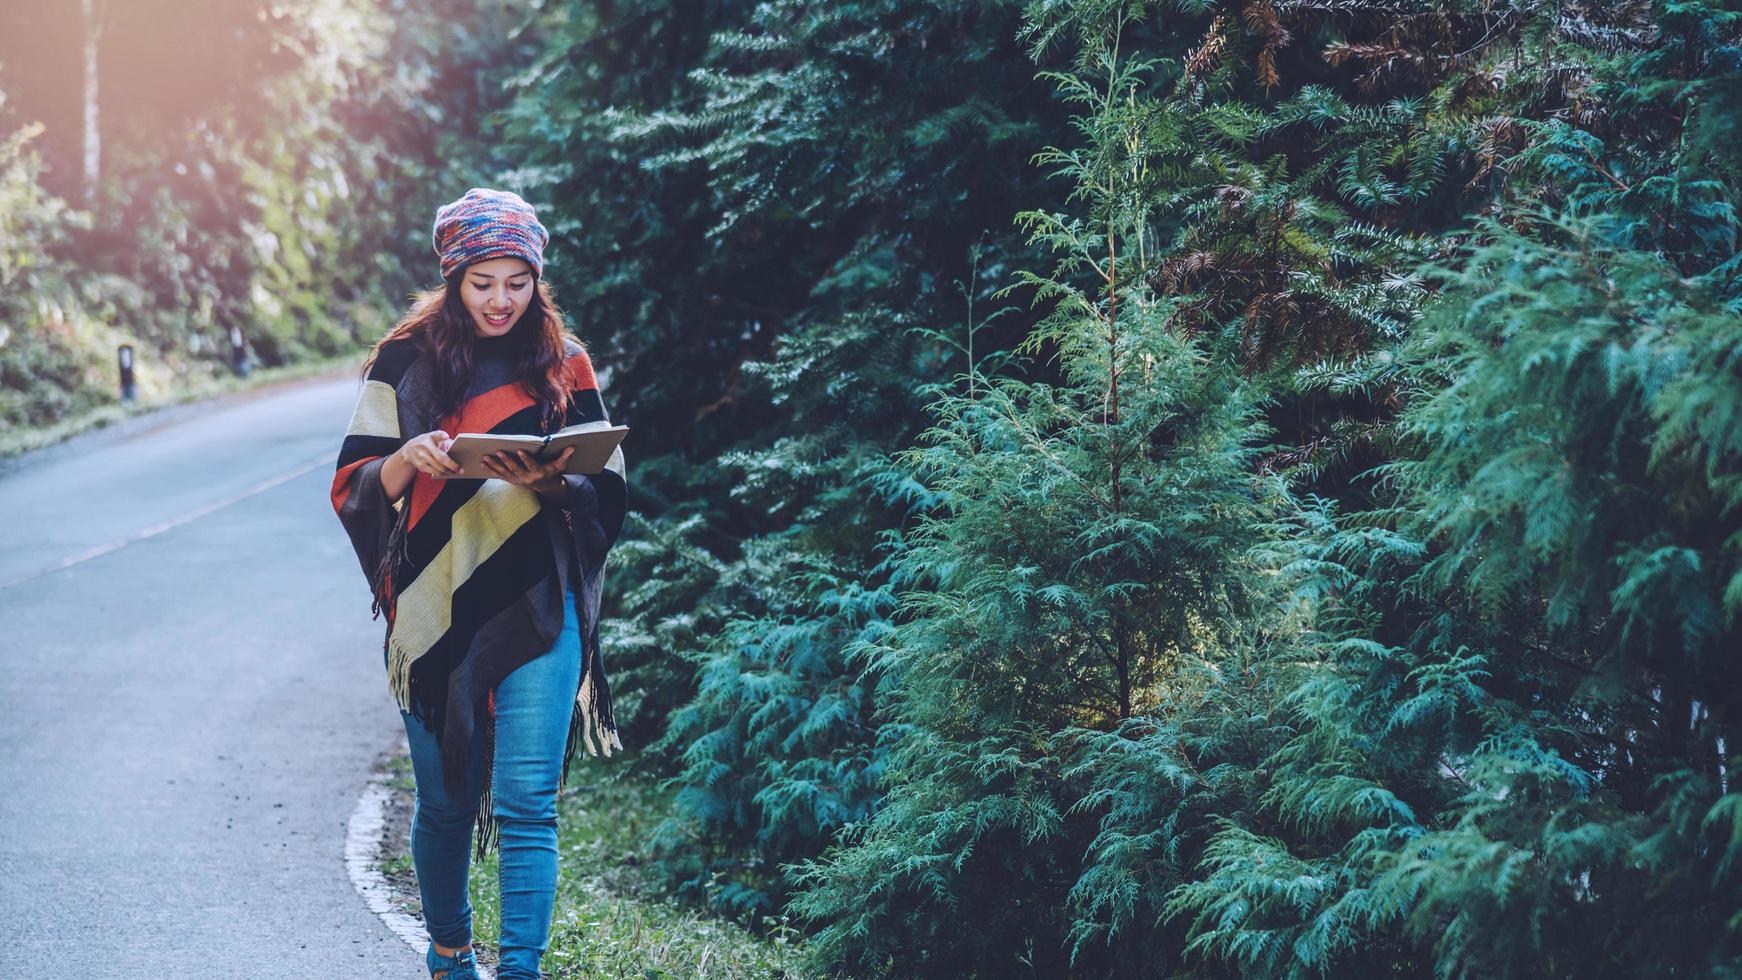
{"left": 330, "top": 330, "right": 627, "bottom": 856}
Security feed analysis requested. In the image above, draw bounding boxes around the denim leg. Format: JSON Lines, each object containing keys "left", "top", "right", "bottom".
{"left": 490, "top": 593, "right": 583, "bottom": 980}
{"left": 401, "top": 706, "right": 487, "bottom": 950}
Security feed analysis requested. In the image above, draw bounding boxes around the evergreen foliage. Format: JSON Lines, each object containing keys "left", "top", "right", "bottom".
{"left": 786, "top": 7, "right": 1295, "bottom": 972}
{"left": 1157, "top": 210, "right": 1742, "bottom": 979}
{"left": 771, "top": 0, "right": 1742, "bottom": 975}
{"left": 784, "top": 317, "right": 1288, "bottom": 973}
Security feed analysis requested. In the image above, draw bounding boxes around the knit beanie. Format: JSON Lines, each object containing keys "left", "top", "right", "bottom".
{"left": 432, "top": 187, "right": 550, "bottom": 281}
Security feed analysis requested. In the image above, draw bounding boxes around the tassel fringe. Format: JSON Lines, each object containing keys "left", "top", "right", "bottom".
{"left": 372, "top": 495, "right": 419, "bottom": 710}
{"left": 370, "top": 492, "right": 414, "bottom": 622}
{"left": 473, "top": 695, "right": 501, "bottom": 861}
{"left": 385, "top": 635, "right": 417, "bottom": 712}
{"left": 571, "top": 666, "right": 624, "bottom": 761}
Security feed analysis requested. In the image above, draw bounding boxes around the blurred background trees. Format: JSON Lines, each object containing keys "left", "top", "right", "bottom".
{"left": 0, "top": 0, "right": 520, "bottom": 424}
{"left": 5, "top": 0, "right": 1739, "bottom": 975}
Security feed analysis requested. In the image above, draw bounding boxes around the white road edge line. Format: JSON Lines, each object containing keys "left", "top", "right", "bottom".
{"left": 0, "top": 450, "right": 336, "bottom": 592}
{"left": 345, "top": 736, "right": 497, "bottom": 980}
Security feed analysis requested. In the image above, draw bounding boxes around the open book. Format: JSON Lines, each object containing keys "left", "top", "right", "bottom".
{"left": 446, "top": 421, "right": 629, "bottom": 479}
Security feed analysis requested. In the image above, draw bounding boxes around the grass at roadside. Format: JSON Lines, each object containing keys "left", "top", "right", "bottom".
{"left": 380, "top": 748, "right": 812, "bottom": 979}
{"left": 0, "top": 352, "right": 358, "bottom": 460}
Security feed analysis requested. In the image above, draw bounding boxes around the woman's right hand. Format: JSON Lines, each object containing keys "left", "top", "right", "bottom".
{"left": 398, "top": 429, "right": 463, "bottom": 478}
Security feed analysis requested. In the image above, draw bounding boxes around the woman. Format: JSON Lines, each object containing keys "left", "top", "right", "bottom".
{"left": 330, "top": 187, "right": 629, "bottom": 980}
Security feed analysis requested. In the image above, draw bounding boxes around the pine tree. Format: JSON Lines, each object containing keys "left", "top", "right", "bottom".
{"left": 786, "top": 10, "right": 1288, "bottom": 971}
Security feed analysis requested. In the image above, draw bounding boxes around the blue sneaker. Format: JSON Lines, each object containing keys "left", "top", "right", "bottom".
{"left": 426, "top": 941, "right": 481, "bottom": 980}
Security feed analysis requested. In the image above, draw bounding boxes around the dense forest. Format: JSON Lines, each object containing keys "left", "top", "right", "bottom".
{"left": 4, "top": 0, "right": 1739, "bottom": 976}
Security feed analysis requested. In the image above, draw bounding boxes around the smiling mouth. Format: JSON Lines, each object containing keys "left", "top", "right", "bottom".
{"left": 484, "top": 311, "right": 512, "bottom": 324}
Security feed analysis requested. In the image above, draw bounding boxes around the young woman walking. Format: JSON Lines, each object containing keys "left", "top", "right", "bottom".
{"left": 331, "top": 187, "right": 629, "bottom": 980}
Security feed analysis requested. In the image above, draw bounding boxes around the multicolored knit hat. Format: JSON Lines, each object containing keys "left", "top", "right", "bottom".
{"left": 432, "top": 187, "right": 550, "bottom": 281}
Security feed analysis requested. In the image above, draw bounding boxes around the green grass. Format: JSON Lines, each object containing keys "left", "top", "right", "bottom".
{"left": 385, "top": 752, "right": 417, "bottom": 793}
{"left": 464, "top": 754, "right": 812, "bottom": 979}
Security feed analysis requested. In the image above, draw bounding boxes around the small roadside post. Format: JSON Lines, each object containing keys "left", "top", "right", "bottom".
{"left": 118, "top": 344, "right": 136, "bottom": 402}
{"left": 229, "top": 325, "right": 249, "bottom": 378}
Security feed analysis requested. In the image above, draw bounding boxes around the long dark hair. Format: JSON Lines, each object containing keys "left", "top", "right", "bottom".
{"left": 364, "top": 268, "right": 582, "bottom": 429}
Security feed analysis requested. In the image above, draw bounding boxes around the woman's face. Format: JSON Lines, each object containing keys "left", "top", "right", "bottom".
{"left": 460, "top": 257, "right": 535, "bottom": 338}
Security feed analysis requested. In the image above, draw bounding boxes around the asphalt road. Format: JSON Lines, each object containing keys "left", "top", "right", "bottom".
{"left": 0, "top": 373, "right": 428, "bottom": 978}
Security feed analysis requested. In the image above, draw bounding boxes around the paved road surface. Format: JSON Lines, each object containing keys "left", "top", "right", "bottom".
{"left": 0, "top": 373, "right": 427, "bottom": 978}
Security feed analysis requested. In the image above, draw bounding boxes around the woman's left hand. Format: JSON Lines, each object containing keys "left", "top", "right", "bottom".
{"left": 480, "top": 447, "right": 575, "bottom": 496}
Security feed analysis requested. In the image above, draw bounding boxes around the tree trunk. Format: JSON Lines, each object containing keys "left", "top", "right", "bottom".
{"left": 81, "top": 0, "right": 102, "bottom": 203}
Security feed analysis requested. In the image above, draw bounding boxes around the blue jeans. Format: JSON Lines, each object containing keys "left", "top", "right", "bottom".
{"left": 400, "top": 593, "right": 582, "bottom": 980}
